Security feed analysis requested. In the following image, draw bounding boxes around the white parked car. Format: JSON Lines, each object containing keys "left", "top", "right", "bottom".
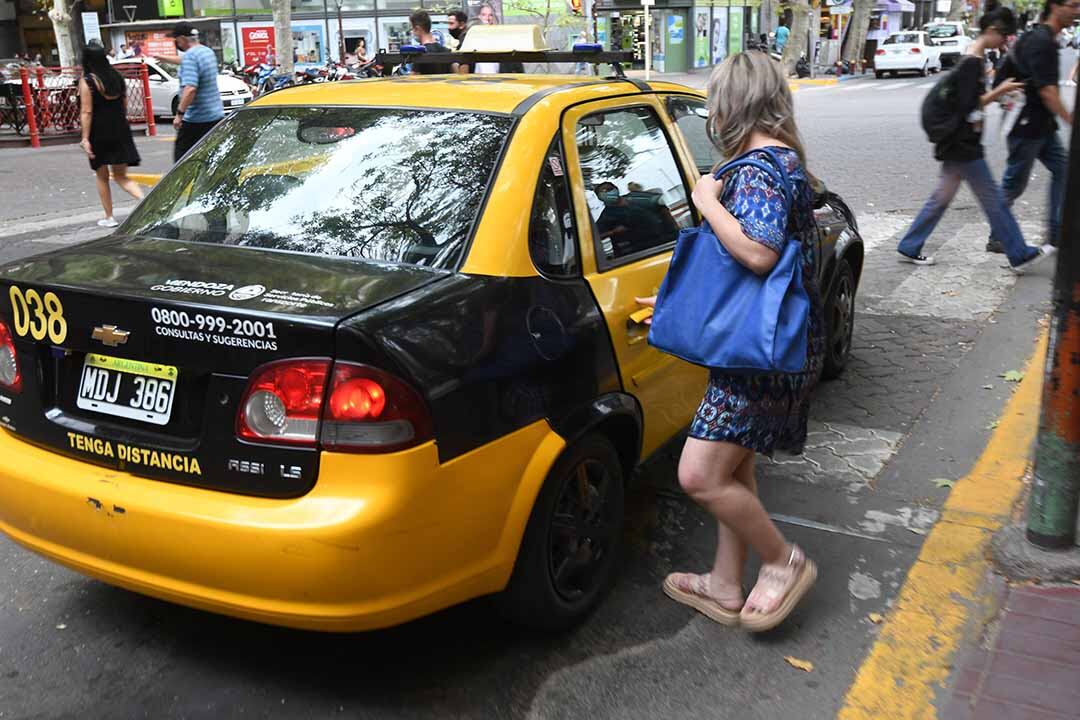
{"left": 923, "top": 21, "right": 973, "bottom": 67}
{"left": 875, "top": 31, "right": 943, "bottom": 78}
{"left": 113, "top": 57, "right": 253, "bottom": 118}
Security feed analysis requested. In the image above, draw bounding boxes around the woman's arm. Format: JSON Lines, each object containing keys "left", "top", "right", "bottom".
{"left": 78, "top": 78, "right": 94, "bottom": 159}
{"left": 979, "top": 76, "right": 1024, "bottom": 108}
{"left": 691, "top": 175, "right": 781, "bottom": 276}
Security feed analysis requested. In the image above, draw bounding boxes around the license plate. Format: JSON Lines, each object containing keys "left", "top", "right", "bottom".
{"left": 76, "top": 354, "right": 178, "bottom": 426}
{"left": 229, "top": 98, "right": 245, "bottom": 106}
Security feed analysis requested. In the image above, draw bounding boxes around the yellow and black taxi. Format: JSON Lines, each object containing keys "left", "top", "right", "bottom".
{"left": 0, "top": 56, "right": 864, "bottom": 631}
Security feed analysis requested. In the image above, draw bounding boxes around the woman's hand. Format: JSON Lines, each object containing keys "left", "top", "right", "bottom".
{"left": 79, "top": 139, "right": 94, "bottom": 159}
{"left": 634, "top": 296, "right": 656, "bottom": 325}
{"left": 691, "top": 174, "right": 724, "bottom": 211}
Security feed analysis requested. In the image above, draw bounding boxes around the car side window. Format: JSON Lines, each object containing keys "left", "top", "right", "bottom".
{"left": 664, "top": 96, "right": 721, "bottom": 175}
{"left": 530, "top": 139, "right": 578, "bottom": 277}
{"left": 575, "top": 106, "right": 694, "bottom": 270}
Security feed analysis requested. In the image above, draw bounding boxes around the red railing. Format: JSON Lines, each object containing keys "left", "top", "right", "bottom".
{"left": 13, "top": 64, "right": 156, "bottom": 148}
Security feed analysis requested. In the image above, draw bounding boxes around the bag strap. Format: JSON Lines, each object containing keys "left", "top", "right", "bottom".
{"left": 714, "top": 148, "right": 793, "bottom": 207}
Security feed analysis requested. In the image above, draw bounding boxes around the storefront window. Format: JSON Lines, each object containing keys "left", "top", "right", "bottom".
{"left": 378, "top": 0, "right": 419, "bottom": 11}
{"left": 379, "top": 16, "right": 411, "bottom": 52}
{"left": 192, "top": 0, "right": 232, "bottom": 17}
{"left": 234, "top": 0, "right": 272, "bottom": 14}
{"left": 333, "top": 0, "right": 375, "bottom": 9}
{"left": 292, "top": 0, "right": 325, "bottom": 13}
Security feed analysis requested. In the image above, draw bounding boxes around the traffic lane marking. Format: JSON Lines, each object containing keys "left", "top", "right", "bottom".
{"left": 837, "top": 328, "right": 1048, "bottom": 720}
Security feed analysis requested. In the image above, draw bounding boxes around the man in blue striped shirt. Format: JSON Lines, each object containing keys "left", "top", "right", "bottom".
{"left": 169, "top": 22, "right": 223, "bottom": 162}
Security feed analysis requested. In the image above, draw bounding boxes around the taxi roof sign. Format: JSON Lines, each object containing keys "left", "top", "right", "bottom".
{"left": 458, "top": 24, "right": 549, "bottom": 52}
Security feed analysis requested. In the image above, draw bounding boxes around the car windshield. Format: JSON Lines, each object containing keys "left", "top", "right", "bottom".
{"left": 927, "top": 24, "right": 959, "bottom": 38}
{"left": 156, "top": 60, "right": 179, "bottom": 77}
{"left": 885, "top": 33, "right": 922, "bottom": 44}
{"left": 122, "top": 107, "right": 513, "bottom": 269}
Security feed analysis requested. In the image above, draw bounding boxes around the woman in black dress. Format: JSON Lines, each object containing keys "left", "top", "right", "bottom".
{"left": 78, "top": 42, "right": 143, "bottom": 228}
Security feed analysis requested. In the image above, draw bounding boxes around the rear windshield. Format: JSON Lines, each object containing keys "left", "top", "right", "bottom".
{"left": 884, "top": 33, "right": 922, "bottom": 44}
{"left": 122, "top": 107, "right": 513, "bottom": 270}
{"left": 926, "top": 24, "right": 959, "bottom": 38}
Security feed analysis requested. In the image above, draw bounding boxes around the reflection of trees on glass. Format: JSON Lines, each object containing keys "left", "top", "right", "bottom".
{"left": 123, "top": 108, "right": 512, "bottom": 270}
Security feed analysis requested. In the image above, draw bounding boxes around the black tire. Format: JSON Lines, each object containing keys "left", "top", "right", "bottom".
{"left": 919, "top": 63, "right": 928, "bottom": 77}
{"left": 875, "top": 70, "right": 884, "bottom": 79}
{"left": 823, "top": 259, "right": 856, "bottom": 380}
{"left": 497, "top": 434, "right": 625, "bottom": 630}
{"left": 170, "top": 95, "right": 179, "bottom": 116}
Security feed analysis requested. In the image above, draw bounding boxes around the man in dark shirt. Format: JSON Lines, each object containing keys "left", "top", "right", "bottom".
{"left": 409, "top": 10, "right": 454, "bottom": 75}
{"left": 988, "top": 0, "right": 1078, "bottom": 251}
{"left": 897, "top": 7, "right": 1054, "bottom": 274}
{"left": 593, "top": 182, "right": 668, "bottom": 259}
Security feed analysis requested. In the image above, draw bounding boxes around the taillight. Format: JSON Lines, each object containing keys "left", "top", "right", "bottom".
{"left": 876, "top": 49, "right": 886, "bottom": 55}
{"left": 320, "top": 362, "right": 432, "bottom": 453}
{"left": 237, "top": 358, "right": 330, "bottom": 446}
{"left": 910, "top": 47, "right": 922, "bottom": 53}
{"left": 236, "top": 358, "right": 432, "bottom": 453}
{"left": 0, "top": 319, "right": 21, "bottom": 394}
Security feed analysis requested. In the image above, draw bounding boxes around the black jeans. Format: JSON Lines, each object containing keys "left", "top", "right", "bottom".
{"left": 174, "top": 119, "right": 219, "bottom": 163}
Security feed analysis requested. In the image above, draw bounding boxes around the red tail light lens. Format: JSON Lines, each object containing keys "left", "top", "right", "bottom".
{"left": 910, "top": 47, "right": 922, "bottom": 53}
{"left": 320, "top": 362, "right": 432, "bottom": 453}
{"left": 0, "top": 319, "right": 21, "bottom": 393}
{"left": 237, "top": 358, "right": 330, "bottom": 446}
{"left": 876, "top": 49, "right": 886, "bottom": 55}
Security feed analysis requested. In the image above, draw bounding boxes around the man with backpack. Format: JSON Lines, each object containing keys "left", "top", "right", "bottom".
{"left": 986, "top": 0, "right": 1078, "bottom": 252}
{"left": 898, "top": 7, "right": 1056, "bottom": 274}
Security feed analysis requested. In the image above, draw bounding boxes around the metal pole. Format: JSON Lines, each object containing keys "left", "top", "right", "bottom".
{"left": 1026, "top": 80, "right": 1080, "bottom": 549}
{"left": 644, "top": 2, "right": 652, "bottom": 81}
{"left": 19, "top": 67, "right": 40, "bottom": 149}
{"left": 140, "top": 64, "right": 156, "bottom": 137}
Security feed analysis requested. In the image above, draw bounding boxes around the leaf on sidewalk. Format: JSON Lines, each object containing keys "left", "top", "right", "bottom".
{"left": 1001, "top": 370, "right": 1025, "bottom": 383}
{"left": 55, "top": 623, "right": 67, "bottom": 630}
{"left": 982, "top": 384, "right": 994, "bottom": 390}
{"left": 932, "top": 478, "right": 955, "bottom": 489}
{"left": 783, "top": 656, "right": 814, "bottom": 672}
{"left": 868, "top": 613, "right": 884, "bottom": 624}
{"left": 987, "top": 421, "right": 1000, "bottom": 430}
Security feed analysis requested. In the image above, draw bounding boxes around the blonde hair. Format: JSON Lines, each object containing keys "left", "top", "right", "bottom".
{"left": 705, "top": 52, "right": 806, "bottom": 168}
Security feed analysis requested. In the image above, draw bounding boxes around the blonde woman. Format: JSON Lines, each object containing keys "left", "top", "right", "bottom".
{"left": 638, "top": 52, "right": 822, "bottom": 632}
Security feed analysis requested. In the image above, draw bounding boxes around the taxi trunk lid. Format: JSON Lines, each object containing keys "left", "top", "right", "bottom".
{"left": 0, "top": 236, "right": 447, "bottom": 497}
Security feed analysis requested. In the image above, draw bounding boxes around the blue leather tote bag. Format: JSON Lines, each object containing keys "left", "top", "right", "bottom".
{"left": 647, "top": 148, "right": 810, "bottom": 373}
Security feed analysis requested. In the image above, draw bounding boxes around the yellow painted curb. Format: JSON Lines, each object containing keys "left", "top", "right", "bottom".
{"left": 791, "top": 78, "right": 839, "bottom": 86}
{"left": 837, "top": 329, "right": 1049, "bottom": 720}
{"left": 126, "top": 173, "right": 161, "bottom": 187}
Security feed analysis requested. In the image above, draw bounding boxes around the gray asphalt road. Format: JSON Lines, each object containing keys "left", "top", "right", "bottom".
{"left": 0, "top": 75, "right": 1073, "bottom": 720}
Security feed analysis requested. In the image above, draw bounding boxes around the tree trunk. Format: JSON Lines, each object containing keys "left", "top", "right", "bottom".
{"left": 946, "top": 0, "right": 965, "bottom": 20}
{"left": 761, "top": 0, "right": 776, "bottom": 36}
{"left": 271, "top": 0, "right": 294, "bottom": 75}
{"left": 47, "top": 0, "right": 76, "bottom": 67}
{"left": 781, "top": 0, "right": 809, "bottom": 76}
{"left": 842, "top": 0, "right": 874, "bottom": 65}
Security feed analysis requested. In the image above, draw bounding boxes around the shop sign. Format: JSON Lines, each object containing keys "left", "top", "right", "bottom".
{"left": 125, "top": 30, "right": 175, "bottom": 58}
{"left": 667, "top": 14, "right": 684, "bottom": 44}
{"left": 242, "top": 26, "right": 275, "bottom": 65}
{"left": 157, "top": 0, "right": 184, "bottom": 18}
{"left": 81, "top": 11, "right": 101, "bottom": 44}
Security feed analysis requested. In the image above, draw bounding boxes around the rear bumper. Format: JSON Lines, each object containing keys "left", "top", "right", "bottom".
{"left": 874, "top": 55, "right": 929, "bottom": 71}
{"left": 0, "top": 422, "right": 564, "bottom": 631}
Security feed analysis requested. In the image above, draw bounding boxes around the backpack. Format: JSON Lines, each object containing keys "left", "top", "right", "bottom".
{"left": 920, "top": 66, "right": 963, "bottom": 144}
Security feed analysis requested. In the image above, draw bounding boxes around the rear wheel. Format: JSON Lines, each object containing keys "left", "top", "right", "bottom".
{"left": 875, "top": 70, "right": 884, "bottom": 79}
{"left": 919, "top": 63, "right": 929, "bottom": 77}
{"left": 823, "top": 259, "right": 856, "bottom": 380}
{"left": 497, "top": 434, "right": 625, "bottom": 630}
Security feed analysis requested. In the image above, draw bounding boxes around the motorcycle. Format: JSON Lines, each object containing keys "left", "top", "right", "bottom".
{"left": 294, "top": 65, "right": 328, "bottom": 85}
{"left": 258, "top": 66, "right": 294, "bottom": 95}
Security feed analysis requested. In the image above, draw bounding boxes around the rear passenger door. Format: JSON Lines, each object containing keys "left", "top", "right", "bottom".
{"left": 561, "top": 98, "right": 708, "bottom": 458}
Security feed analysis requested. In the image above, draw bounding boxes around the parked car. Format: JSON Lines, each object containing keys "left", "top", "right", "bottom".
{"left": 923, "top": 21, "right": 972, "bottom": 67}
{"left": 0, "top": 68, "right": 864, "bottom": 633}
{"left": 874, "top": 31, "right": 943, "bottom": 77}
{"left": 114, "top": 57, "right": 253, "bottom": 118}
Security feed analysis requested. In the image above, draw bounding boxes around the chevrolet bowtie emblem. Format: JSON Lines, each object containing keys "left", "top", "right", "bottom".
{"left": 91, "top": 325, "right": 130, "bottom": 347}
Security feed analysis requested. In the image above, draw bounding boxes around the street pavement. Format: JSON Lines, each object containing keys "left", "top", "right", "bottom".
{"left": 0, "top": 74, "right": 1075, "bottom": 719}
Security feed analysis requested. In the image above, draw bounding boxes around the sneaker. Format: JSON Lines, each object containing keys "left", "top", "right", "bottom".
{"left": 898, "top": 251, "right": 935, "bottom": 266}
{"left": 985, "top": 238, "right": 1005, "bottom": 254}
{"left": 1009, "top": 244, "right": 1057, "bottom": 275}
{"left": 97, "top": 217, "right": 119, "bottom": 228}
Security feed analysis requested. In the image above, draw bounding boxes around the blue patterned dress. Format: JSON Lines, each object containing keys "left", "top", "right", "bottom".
{"left": 686, "top": 147, "right": 825, "bottom": 455}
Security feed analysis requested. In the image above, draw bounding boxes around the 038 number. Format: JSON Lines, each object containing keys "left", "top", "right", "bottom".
{"left": 9, "top": 285, "right": 67, "bottom": 344}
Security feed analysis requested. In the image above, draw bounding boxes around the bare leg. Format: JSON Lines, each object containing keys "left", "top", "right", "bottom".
{"left": 94, "top": 166, "right": 113, "bottom": 219}
{"left": 110, "top": 164, "right": 144, "bottom": 201}
{"left": 679, "top": 438, "right": 788, "bottom": 564}
{"left": 707, "top": 453, "right": 755, "bottom": 607}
